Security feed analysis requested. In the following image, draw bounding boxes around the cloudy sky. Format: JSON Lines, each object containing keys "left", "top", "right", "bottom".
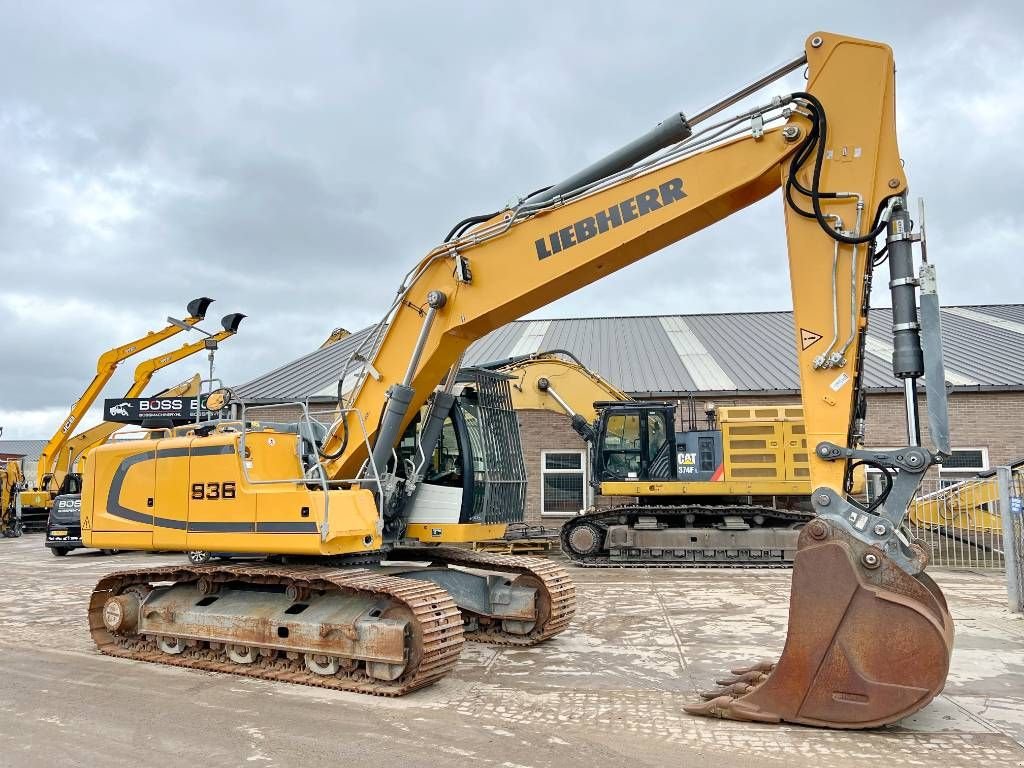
{"left": 1, "top": 2, "right": 1021, "bottom": 438}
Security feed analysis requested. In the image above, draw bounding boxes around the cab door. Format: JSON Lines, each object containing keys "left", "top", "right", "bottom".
{"left": 151, "top": 434, "right": 193, "bottom": 549}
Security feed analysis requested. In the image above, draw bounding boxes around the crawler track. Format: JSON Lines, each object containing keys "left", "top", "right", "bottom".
{"left": 561, "top": 504, "right": 813, "bottom": 567}
{"left": 88, "top": 563, "right": 464, "bottom": 696}
{"left": 389, "top": 546, "right": 576, "bottom": 646}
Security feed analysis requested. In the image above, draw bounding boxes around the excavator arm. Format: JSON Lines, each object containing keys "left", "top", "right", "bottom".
{"left": 55, "top": 314, "right": 245, "bottom": 485}
{"left": 480, "top": 350, "right": 630, "bottom": 426}
{"left": 30, "top": 297, "right": 214, "bottom": 493}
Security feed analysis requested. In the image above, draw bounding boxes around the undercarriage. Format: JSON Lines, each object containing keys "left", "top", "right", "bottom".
{"left": 89, "top": 547, "right": 575, "bottom": 696}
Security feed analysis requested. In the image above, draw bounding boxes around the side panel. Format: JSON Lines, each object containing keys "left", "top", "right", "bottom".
{"left": 185, "top": 438, "right": 256, "bottom": 539}
{"left": 722, "top": 420, "right": 786, "bottom": 482}
{"left": 81, "top": 440, "right": 156, "bottom": 550}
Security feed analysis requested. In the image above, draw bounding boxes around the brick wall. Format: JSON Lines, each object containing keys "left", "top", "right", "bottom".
{"left": 864, "top": 391, "right": 1024, "bottom": 468}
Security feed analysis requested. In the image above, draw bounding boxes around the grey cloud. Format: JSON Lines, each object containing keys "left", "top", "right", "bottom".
{"left": 1, "top": 1, "right": 1022, "bottom": 435}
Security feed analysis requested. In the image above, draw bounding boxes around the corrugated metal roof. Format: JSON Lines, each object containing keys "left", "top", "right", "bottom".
{"left": 234, "top": 326, "right": 377, "bottom": 401}
{"left": 0, "top": 440, "right": 47, "bottom": 459}
{"left": 235, "top": 305, "right": 1024, "bottom": 400}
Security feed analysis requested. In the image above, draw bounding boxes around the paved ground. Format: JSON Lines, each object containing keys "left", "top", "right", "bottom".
{"left": 1, "top": 537, "right": 1022, "bottom": 768}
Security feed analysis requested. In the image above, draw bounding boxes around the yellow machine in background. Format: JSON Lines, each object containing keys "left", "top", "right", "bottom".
{"left": 17, "top": 298, "right": 214, "bottom": 530}
{"left": 83, "top": 32, "right": 953, "bottom": 728}
{"left": 908, "top": 459, "right": 1024, "bottom": 539}
{"left": 1, "top": 460, "right": 25, "bottom": 538}
{"left": 491, "top": 351, "right": 871, "bottom": 565}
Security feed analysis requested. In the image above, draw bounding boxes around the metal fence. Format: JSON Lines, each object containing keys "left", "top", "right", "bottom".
{"left": 903, "top": 466, "right": 1024, "bottom": 611}
{"left": 905, "top": 473, "right": 1009, "bottom": 569}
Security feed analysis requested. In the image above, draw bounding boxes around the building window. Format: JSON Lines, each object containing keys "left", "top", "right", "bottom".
{"left": 937, "top": 448, "right": 988, "bottom": 487}
{"left": 541, "top": 450, "right": 587, "bottom": 516}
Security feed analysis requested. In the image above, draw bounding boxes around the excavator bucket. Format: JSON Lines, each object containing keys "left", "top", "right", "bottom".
{"left": 220, "top": 313, "right": 246, "bottom": 333}
{"left": 186, "top": 296, "right": 214, "bottom": 320}
{"left": 685, "top": 520, "right": 954, "bottom": 729}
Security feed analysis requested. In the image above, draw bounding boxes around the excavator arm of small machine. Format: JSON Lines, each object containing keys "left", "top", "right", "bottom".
{"left": 31, "top": 297, "right": 214, "bottom": 493}
{"left": 57, "top": 314, "right": 244, "bottom": 484}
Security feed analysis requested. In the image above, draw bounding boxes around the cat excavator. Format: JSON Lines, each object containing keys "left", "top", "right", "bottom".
{"left": 487, "top": 350, "right": 818, "bottom": 566}
{"left": 82, "top": 32, "right": 954, "bottom": 728}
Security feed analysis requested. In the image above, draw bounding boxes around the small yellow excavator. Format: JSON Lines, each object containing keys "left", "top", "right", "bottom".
{"left": 82, "top": 32, "right": 953, "bottom": 728}
{"left": 1, "top": 459, "right": 25, "bottom": 538}
{"left": 487, "top": 350, "right": 820, "bottom": 565}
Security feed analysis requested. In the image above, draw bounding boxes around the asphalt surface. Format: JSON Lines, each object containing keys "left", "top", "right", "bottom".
{"left": 1, "top": 537, "right": 1023, "bottom": 767}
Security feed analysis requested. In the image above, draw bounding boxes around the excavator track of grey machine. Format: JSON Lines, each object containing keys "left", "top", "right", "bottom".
{"left": 561, "top": 504, "right": 813, "bottom": 567}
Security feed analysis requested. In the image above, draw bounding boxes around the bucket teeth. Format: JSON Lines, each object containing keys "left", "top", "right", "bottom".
{"left": 730, "top": 660, "right": 775, "bottom": 675}
{"left": 700, "top": 682, "right": 753, "bottom": 700}
{"left": 683, "top": 695, "right": 735, "bottom": 719}
{"left": 715, "top": 669, "right": 768, "bottom": 686}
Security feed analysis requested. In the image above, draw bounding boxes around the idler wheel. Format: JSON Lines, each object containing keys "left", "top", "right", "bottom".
{"left": 102, "top": 594, "right": 140, "bottom": 634}
{"left": 566, "top": 522, "right": 603, "bottom": 556}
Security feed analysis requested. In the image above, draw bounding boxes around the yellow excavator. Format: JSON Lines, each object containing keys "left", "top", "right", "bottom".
{"left": 82, "top": 32, "right": 953, "bottom": 728}
{"left": 1, "top": 459, "right": 25, "bottom": 538}
{"left": 487, "top": 350, "right": 819, "bottom": 565}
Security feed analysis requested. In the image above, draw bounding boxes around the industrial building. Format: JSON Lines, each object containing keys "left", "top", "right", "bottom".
{"left": 236, "top": 304, "right": 1024, "bottom": 525}
{"left": 0, "top": 440, "right": 45, "bottom": 483}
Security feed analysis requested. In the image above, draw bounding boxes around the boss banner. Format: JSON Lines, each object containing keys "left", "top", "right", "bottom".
{"left": 102, "top": 395, "right": 216, "bottom": 423}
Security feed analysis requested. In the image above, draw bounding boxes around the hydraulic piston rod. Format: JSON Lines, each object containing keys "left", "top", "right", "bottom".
{"left": 886, "top": 199, "right": 925, "bottom": 446}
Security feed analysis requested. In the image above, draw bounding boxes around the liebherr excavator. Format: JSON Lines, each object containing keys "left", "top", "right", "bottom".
{"left": 83, "top": 32, "right": 954, "bottom": 728}
{"left": 488, "top": 350, "right": 818, "bottom": 566}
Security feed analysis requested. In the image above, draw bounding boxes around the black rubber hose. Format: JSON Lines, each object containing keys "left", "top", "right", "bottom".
{"left": 849, "top": 459, "right": 893, "bottom": 514}
{"left": 786, "top": 92, "right": 895, "bottom": 246}
{"left": 443, "top": 186, "right": 553, "bottom": 243}
{"left": 444, "top": 212, "right": 499, "bottom": 243}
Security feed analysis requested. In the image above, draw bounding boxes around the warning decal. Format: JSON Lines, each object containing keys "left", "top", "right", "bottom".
{"left": 800, "top": 328, "right": 823, "bottom": 350}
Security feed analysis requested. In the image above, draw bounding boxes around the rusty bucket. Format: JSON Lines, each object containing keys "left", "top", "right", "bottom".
{"left": 685, "top": 521, "right": 954, "bottom": 729}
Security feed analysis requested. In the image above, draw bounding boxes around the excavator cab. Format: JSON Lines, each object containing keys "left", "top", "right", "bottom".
{"left": 594, "top": 403, "right": 723, "bottom": 483}
{"left": 594, "top": 404, "right": 675, "bottom": 482}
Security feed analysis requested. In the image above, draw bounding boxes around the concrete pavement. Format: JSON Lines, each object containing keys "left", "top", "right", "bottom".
{"left": 1, "top": 537, "right": 1022, "bottom": 767}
